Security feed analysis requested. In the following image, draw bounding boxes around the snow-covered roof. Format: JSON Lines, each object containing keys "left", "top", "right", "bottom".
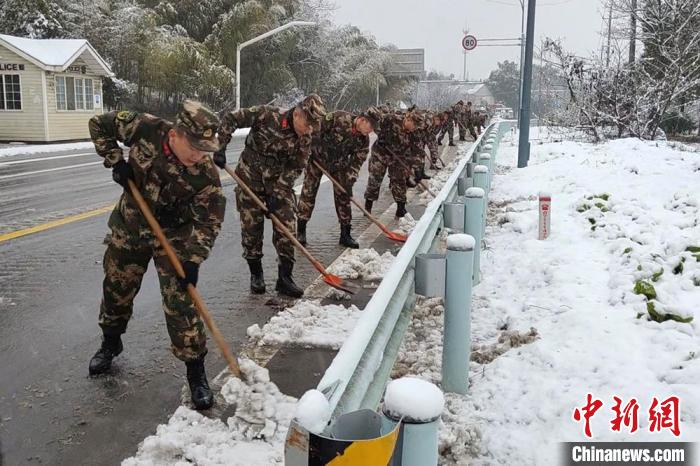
{"left": 0, "top": 34, "right": 113, "bottom": 76}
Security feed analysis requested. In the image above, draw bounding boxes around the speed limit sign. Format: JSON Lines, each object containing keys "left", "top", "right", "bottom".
{"left": 462, "top": 35, "right": 477, "bottom": 51}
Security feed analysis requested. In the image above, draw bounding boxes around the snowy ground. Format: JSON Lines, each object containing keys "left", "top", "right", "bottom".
{"left": 394, "top": 133, "right": 700, "bottom": 465}
{"left": 0, "top": 141, "right": 96, "bottom": 158}
{"left": 122, "top": 130, "right": 699, "bottom": 465}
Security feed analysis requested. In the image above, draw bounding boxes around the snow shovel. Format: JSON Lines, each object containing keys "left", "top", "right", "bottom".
{"left": 220, "top": 164, "right": 356, "bottom": 295}
{"left": 385, "top": 147, "right": 439, "bottom": 198}
{"left": 126, "top": 179, "right": 242, "bottom": 379}
{"left": 311, "top": 160, "right": 408, "bottom": 243}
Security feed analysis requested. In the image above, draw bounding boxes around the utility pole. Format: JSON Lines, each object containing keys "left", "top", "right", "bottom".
{"left": 517, "top": 0, "right": 526, "bottom": 129}
{"left": 606, "top": 0, "right": 613, "bottom": 67}
{"left": 629, "top": 0, "right": 637, "bottom": 64}
{"left": 517, "top": 0, "right": 536, "bottom": 168}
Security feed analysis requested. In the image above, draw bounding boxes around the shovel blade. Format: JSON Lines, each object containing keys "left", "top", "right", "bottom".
{"left": 323, "top": 274, "right": 356, "bottom": 295}
{"left": 385, "top": 231, "right": 408, "bottom": 243}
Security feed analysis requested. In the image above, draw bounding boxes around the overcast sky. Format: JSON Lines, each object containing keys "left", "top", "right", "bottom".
{"left": 330, "top": 0, "right": 606, "bottom": 81}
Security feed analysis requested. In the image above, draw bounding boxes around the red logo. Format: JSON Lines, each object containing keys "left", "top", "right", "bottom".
{"left": 574, "top": 395, "right": 681, "bottom": 438}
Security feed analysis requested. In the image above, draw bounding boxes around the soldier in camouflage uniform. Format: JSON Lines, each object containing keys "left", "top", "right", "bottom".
{"left": 474, "top": 111, "right": 487, "bottom": 135}
{"left": 364, "top": 110, "right": 422, "bottom": 218}
{"left": 453, "top": 100, "right": 468, "bottom": 141}
{"left": 406, "top": 109, "right": 437, "bottom": 187}
{"left": 465, "top": 101, "right": 478, "bottom": 140}
{"left": 437, "top": 108, "right": 455, "bottom": 147}
{"left": 87, "top": 100, "right": 226, "bottom": 411}
{"left": 296, "top": 108, "right": 379, "bottom": 249}
{"left": 214, "top": 95, "right": 326, "bottom": 298}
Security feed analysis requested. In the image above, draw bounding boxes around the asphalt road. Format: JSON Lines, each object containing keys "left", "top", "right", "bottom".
{"left": 0, "top": 137, "right": 409, "bottom": 465}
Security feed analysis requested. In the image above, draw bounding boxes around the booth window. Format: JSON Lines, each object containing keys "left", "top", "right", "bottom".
{"left": 56, "top": 76, "right": 94, "bottom": 111}
{"left": 0, "top": 74, "right": 22, "bottom": 111}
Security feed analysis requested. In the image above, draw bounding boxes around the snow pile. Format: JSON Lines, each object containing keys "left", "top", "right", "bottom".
{"left": 247, "top": 300, "right": 362, "bottom": 349}
{"left": 383, "top": 377, "right": 444, "bottom": 422}
{"left": 394, "top": 212, "right": 417, "bottom": 235}
{"left": 0, "top": 141, "right": 95, "bottom": 158}
{"left": 446, "top": 233, "right": 476, "bottom": 251}
{"left": 327, "top": 248, "right": 395, "bottom": 281}
{"left": 393, "top": 135, "right": 700, "bottom": 465}
{"left": 121, "top": 406, "right": 284, "bottom": 466}
{"left": 123, "top": 359, "right": 295, "bottom": 466}
{"left": 293, "top": 389, "right": 331, "bottom": 434}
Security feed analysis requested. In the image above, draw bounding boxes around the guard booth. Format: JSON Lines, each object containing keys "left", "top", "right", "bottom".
{"left": 0, "top": 34, "right": 114, "bottom": 142}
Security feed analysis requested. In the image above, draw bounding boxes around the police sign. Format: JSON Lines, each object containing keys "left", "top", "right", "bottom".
{"left": 0, "top": 63, "right": 25, "bottom": 71}
{"left": 462, "top": 35, "right": 477, "bottom": 51}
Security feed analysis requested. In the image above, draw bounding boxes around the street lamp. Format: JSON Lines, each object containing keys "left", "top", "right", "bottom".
{"left": 235, "top": 20, "right": 317, "bottom": 110}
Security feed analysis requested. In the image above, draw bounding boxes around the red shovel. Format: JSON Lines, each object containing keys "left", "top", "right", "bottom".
{"left": 221, "top": 164, "right": 356, "bottom": 295}
{"left": 312, "top": 160, "right": 408, "bottom": 243}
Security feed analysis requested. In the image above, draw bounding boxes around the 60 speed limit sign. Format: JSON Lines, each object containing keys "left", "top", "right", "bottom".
{"left": 462, "top": 35, "right": 477, "bottom": 51}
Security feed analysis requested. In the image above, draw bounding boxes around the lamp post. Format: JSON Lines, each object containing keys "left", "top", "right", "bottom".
{"left": 235, "top": 20, "right": 316, "bottom": 110}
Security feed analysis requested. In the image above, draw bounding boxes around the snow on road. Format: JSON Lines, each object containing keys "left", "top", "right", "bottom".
{"left": 0, "top": 142, "right": 96, "bottom": 158}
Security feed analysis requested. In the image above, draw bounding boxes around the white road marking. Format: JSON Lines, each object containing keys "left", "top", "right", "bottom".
{"left": 0, "top": 161, "right": 103, "bottom": 180}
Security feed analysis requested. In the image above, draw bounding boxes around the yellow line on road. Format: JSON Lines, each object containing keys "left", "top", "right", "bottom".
{"left": 0, "top": 205, "right": 114, "bottom": 243}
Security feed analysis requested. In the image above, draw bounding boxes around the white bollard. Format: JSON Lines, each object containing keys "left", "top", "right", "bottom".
{"left": 538, "top": 191, "right": 551, "bottom": 240}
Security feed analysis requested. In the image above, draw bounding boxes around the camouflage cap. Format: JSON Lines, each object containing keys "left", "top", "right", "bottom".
{"left": 176, "top": 99, "right": 221, "bottom": 152}
{"left": 297, "top": 94, "right": 326, "bottom": 123}
{"left": 360, "top": 106, "right": 382, "bottom": 129}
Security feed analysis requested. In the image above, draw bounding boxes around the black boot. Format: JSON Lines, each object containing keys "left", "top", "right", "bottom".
{"left": 364, "top": 199, "right": 373, "bottom": 214}
{"left": 186, "top": 356, "right": 213, "bottom": 410}
{"left": 395, "top": 202, "right": 407, "bottom": 218}
{"left": 339, "top": 224, "right": 359, "bottom": 249}
{"left": 247, "top": 259, "right": 266, "bottom": 294}
{"left": 276, "top": 258, "right": 304, "bottom": 298}
{"left": 89, "top": 334, "right": 123, "bottom": 375}
{"left": 297, "top": 219, "right": 308, "bottom": 246}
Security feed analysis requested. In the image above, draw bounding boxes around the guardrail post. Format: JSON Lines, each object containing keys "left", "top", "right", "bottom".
{"left": 478, "top": 153, "right": 493, "bottom": 189}
{"left": 443, "top": 201, "right": 465, "bottom": 232}
{"left": 464, "top": 187, "right": 484, "bottom": 285}
{"left": 382, "top": 378, "right": 444, "bottom": 466}
{"left": 442, "top": 234, "right": 475, "bottom": 394}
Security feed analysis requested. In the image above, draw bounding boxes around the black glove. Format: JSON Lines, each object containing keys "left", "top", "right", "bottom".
{"left": 213, "top": 149, "right": 227, "bottom": 169}
{"left": 112, "top": 160, "right": 134, "bottom": 189}
{"left": 264, "top": 193, "right": 279, "bottom": 218}
{"left": 177, "top": 261, "right": 199, "bottom": 291}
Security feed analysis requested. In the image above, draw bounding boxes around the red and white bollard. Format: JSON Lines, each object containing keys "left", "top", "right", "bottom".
{"left": 538, "top": 192, "right": 551, "bottom": 240}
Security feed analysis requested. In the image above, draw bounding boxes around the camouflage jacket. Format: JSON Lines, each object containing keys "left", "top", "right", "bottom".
{"left": 89, "top": 111, "right": 226, "bottom": 264}
{"left": 313, "top": 111, "right": 370, "bottom": 178}
{"left": 219, "top": 106, "right": 312, "bottom": 187}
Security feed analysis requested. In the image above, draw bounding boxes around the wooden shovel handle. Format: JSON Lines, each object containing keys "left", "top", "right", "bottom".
{"left": 311, "top": 160, "right": 401, "bottom": 238}
{"left": 221, "top": 165, "right": 330, "bottom": 277}
{"left": 126, "top": 179, "right": 242, "bottom": 379}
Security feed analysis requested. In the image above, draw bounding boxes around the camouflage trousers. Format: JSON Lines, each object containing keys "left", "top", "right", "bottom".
{"left": 426, "top": 138, "right": 439, "bottom": 166}
{"left": 437, "top": 123, "right": 454, "bottom": 144}
{"left": 99, "top": 228, "right": 206, "bottom": 362}
{"left": 234, "top": 155, "right": 296, "bottom": 263}
{"left": 468, "top": 123, "right": 478, "bottom": 140}
{"left": 364, "top": 146, "right": 409, "bottom": 204}
{"left": 297, "top": 160, "right": 353, "bottom": 225}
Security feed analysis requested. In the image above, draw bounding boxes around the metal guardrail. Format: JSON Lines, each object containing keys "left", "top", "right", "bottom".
{"left": 317, "top": 120, "right": 515, "bottom": 429}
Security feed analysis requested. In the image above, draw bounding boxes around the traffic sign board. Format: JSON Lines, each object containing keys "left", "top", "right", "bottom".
{"left": 462, "top": 35, "right": 477, "bottom": 51}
